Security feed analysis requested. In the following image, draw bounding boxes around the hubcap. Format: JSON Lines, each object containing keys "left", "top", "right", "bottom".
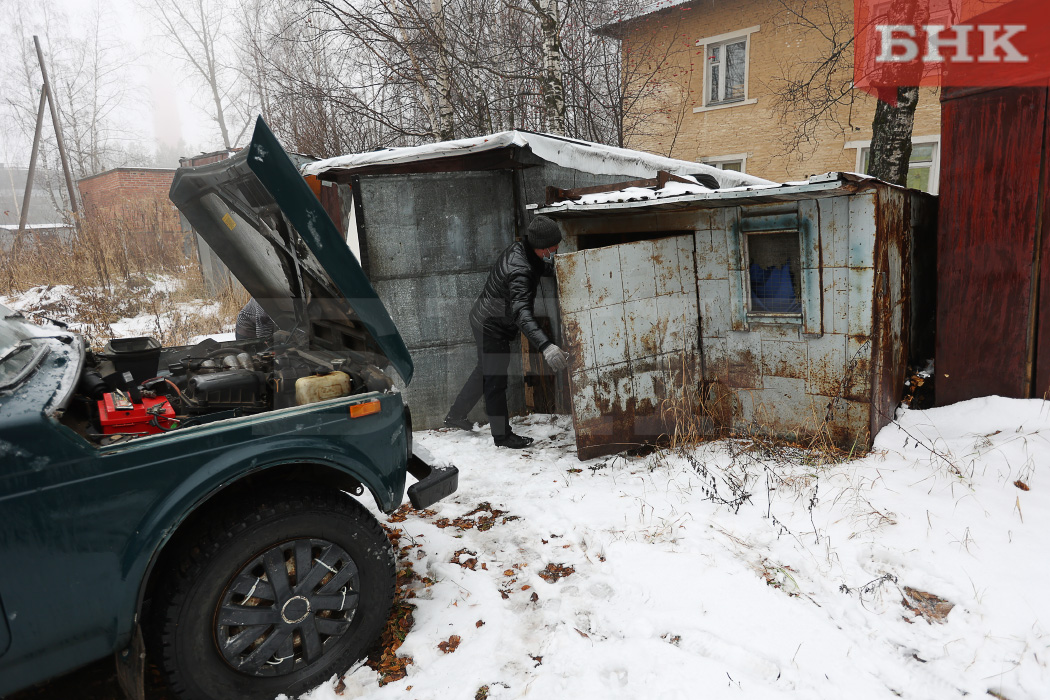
{"left": 214, "top": 538, "right": 361, "bottom": 676}
{"left": 281, "top": 596, "right": 311, "bottom": 624}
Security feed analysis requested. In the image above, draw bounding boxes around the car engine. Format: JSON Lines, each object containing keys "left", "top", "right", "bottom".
{"left": 72, "top": 334, "right": 394, "bottom": 444}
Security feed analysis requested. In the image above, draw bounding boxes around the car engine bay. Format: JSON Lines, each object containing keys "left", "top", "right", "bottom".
{"left": 65, "top": 331, "right": 394, "bottom": 445}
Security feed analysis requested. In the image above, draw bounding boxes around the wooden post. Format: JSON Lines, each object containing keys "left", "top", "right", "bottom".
{"left": 33, "top": 35, "right": 78, "bottom": 216}
{"left": 16, "top": 89, "right": 48, "bottom": 238}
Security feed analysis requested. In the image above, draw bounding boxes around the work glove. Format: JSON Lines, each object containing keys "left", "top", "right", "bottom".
{"left": 542, "top": 344, "right": 570, "bottom": 372}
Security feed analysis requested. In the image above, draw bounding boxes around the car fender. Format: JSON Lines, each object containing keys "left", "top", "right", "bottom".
{"left": 113, "top": 438, "right": 402, "bottom": 650}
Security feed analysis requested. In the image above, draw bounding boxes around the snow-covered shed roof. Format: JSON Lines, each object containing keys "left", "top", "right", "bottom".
{"left": 536, "top": 172, "right": 887, "bottom": 216}
{"left": 301, "top": 130, "right": 774, "bottom": 191}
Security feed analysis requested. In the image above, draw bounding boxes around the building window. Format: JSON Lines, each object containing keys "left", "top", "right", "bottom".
{"left": 849, "top": 136, "right": 940, "bottom": 194}
{"left": 702, "top": 154, "right": 748, "bottom": 173}
{"left": 694, "top": 26, "right": 759, "bottom": 112}
{"left": 746, "top": 231, "right": 802, "bottom": 314}
{"left": 708, "top": 39, "right": 746, "bottom": 104}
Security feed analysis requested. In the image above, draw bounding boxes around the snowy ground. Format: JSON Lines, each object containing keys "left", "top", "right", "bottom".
{"left": 0, "top": 279, "right": 229, "bottom": 347}
{"left": 303, "top": 397, "right": 1049, "bottom": 700}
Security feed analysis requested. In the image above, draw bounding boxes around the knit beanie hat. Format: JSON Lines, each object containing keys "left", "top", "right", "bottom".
{"left": 526, "top": 215, "right": 562, "bottom": 249}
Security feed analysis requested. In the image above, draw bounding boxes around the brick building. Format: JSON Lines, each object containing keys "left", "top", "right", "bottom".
{"left": 76, "top": 167, "right": 181, "bottom": 236}
{"left": 602, "top": 0, "right": 942, "bottom": 192}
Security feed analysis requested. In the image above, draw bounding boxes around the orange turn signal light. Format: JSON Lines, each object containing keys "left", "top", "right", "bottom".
{"left": 349, "top": 400, "right": 381, "bottom": 419}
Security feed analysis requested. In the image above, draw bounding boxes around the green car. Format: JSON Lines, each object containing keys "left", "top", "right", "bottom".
{"left": 0, "top": 118, "right": 457, "bottom": 700}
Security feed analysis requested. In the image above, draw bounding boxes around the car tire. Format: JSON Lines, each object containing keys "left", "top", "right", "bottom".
{"left": 152, "top": 485, "right": 395, "bottom": 700}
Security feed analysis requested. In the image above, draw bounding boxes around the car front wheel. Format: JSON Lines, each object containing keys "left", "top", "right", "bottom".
{"left": 152, "top": 485, "right": 395, "bottom": 700}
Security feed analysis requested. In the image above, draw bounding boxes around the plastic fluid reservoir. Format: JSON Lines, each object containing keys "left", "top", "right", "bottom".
{"left": 295, "top": 372, "right": 352, "bottom": 405}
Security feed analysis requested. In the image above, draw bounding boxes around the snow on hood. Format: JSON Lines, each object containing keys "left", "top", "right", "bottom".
{"left": 301, "top": 130, "right": 774, "bottom": 191}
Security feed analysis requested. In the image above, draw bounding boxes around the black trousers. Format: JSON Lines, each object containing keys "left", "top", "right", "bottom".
{"left": 447, "top": 324, "right": 514, "bottom": 439}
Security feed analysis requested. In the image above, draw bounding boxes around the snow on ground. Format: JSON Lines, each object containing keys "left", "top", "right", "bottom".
{"left": 0, "top": 278, "right": 228, "bottom": 345}
{"left": 304, "top": 397, "right": 1049, "bottom": 700}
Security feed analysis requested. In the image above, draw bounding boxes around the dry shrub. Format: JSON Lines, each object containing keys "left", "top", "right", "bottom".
{"left": 1, "top": 194, "right": 239, "bottom": 349}
{"left": 2, "top": 194, "right": 188, "bottom": 294}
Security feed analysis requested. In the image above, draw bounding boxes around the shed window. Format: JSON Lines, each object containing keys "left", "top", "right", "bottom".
{"left": 746, "top": 231, "right": 802, "bottom": 313}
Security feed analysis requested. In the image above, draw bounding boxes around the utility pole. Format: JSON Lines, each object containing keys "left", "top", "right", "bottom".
{"left": 33, "top": 35, "right": 78, "bottom": 217}
{"left": 16, "top": 89, "right": 49, "bottom": 237}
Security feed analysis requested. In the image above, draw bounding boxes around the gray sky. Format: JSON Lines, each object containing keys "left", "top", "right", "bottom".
{"left": 2, "top": 0, "right": 218, "bottom": 166}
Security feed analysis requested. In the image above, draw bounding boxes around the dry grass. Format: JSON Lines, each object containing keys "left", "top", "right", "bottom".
{"left": 1, "top": 196, "right": 246, "bottom": 349}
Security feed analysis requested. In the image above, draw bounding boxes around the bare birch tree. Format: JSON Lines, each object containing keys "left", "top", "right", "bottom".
{"left": 141, "top": 0, "right": 245, "bottom": 149}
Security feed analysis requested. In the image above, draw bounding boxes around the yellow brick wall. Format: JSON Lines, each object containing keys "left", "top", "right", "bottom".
{"left": 619, "top": 0, "right": 942, "bottom": 184}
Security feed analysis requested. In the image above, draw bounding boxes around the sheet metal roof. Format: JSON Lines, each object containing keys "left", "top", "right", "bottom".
{"left": 301, "top": 130, "right": 773, "bottom": 191}
{"left": 536, "top": 172, "right": 886, "bottom": 216}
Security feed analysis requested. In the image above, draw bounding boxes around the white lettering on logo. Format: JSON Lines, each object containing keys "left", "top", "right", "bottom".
{"left": 925, "top": 24, "right": 973, "bottom": 63}
{"left": 876, "top": 25, "right": 918, "bottom": 62}
{"left": 978, "top": 25, "right": 1028, "bottom": 63}
{"left": 875, "top": 23, "right": 1028, "bottom": 64}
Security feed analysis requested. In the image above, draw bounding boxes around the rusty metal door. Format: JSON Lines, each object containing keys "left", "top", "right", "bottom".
{"left": 937, "top": 85, "right": 1049, "bottom": 403}
{"left": 555, "top": 236, "right": 699, "bottom": 459}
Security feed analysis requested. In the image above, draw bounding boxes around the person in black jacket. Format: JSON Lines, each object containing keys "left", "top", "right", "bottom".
{"left": 444, "top": 215, "right": 570, "bottom": 448}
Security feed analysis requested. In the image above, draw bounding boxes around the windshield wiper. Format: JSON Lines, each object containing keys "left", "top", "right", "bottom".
{"left": 0, "top": 341, "right": 31, "bottom": 366}
{"left": 0, "top": 343, "right": 51, "bottom": 392}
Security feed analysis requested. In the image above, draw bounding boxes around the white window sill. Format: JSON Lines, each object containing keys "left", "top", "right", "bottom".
{"left": 746, "top": 312, "right": 802, "bottom": 325}
{"left": 693, "top": 98, "right": 758, "bottom": 114}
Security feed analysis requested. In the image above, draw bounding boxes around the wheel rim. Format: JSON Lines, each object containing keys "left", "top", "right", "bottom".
{"left": 214, "top": 538, "right": 361, "bottom": 676}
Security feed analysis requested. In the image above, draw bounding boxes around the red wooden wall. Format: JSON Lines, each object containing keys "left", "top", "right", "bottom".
{"left": 937, "top": 83, "right": 1050, "bottom": 403}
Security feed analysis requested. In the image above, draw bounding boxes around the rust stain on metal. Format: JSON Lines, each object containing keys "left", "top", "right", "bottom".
{"left": 728, "top": 348, "right": 759, "bottom": 389}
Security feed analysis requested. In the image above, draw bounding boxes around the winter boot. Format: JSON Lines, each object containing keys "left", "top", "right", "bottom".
{"left": 494, "top": 432, "right": 534, "bottom": 449}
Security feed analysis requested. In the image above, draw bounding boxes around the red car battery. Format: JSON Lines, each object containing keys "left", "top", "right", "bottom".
{"left": 97, "top": 392, "right": 177, "bottom": 435}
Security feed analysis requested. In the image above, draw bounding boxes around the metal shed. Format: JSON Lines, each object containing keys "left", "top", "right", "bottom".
{"left": 301, "top": 131, "right": 769, "bottom": 429}
{"left": 539, "top": 173, "right": 937, "bottom": 459}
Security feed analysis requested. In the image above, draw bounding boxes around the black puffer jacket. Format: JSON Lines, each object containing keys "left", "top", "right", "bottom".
{"left": 469, "top": 241, "right": 551, "bottom": 350}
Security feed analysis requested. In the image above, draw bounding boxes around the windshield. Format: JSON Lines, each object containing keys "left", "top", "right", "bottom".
{"left": 0, "top": 304, "right": 55, "bottom": 388}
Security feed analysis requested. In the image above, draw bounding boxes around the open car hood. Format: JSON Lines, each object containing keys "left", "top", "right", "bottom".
{"left": 169, "top": 117, "right": 413, "bottom": 383}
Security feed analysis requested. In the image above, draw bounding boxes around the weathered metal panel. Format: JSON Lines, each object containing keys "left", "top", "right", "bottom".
{"left": 358, "top": 171, "right": 519, "bottom": 427}
{"left": 555, "top": 235, "right": 700, "bottom": 459}
{"left": 818, "top": 196, "right": 850, "bottom": 269}
{"left": 937, "top": 86, "right": 1047, "bottom": 403}
{"left": 821, "top": 267, "right": 849, "bottom": 336}
{"left": 806, "top": 333, "right": 847, "bottom": 397}
{"left": 727, "top": 331, "right": 762, "bottom": 389}
{"left": 725, "top": 207, "right": 749, "bottom": 331}
{"left": 696, "top": 278, "right": 731, "bottom": 336}
{"left": 799, "top": 200, "right": 822, "bottom": 335}
{"left": 869, "top": 186, "right": 909, "bottom": 438}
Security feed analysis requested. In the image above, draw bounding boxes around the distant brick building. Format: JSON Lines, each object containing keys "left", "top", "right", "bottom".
{"left": 602, "top": 0, "right": 943, "bottom": 192}
{"left": 76, "top": 167, "right": 181, "bottom": 236}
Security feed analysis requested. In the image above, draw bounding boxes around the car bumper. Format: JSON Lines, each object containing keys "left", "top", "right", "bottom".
{"left": 405, "top": 445, "right": 458, "bottom": 510}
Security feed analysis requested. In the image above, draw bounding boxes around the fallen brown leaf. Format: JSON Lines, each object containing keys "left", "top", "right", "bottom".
{"left": 539, "top": 563, "right": 575, "bottom": 583}
{"left": 902, "top": 587, "right": 955, "bottom": 623}
{"left": 438, "top": 635, "right": 462, "bottom": 654}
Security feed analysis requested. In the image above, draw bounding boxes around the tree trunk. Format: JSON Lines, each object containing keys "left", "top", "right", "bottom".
{"left": 431, "top": 0, "right": 455, "bottom": 141}
{"left": 537, "top": 0, "right": 566, "bottom": 135}
{"left": 867, "top": 86, "right": 919, "bottom": 186}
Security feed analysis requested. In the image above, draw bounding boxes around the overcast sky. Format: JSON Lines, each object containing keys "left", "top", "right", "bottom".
{"left": 2, "top": 0, "right": 219, "bottom": 167}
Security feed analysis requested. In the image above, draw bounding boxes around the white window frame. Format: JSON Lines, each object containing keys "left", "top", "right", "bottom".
{"left": 693, "top": 26, "right": 760, "bottom": 113}
{"left": 844, "top": 135, "right": 941, "bottom": 194}
{"left": 701, "top": 153, "right": 749, "bottom": 173}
